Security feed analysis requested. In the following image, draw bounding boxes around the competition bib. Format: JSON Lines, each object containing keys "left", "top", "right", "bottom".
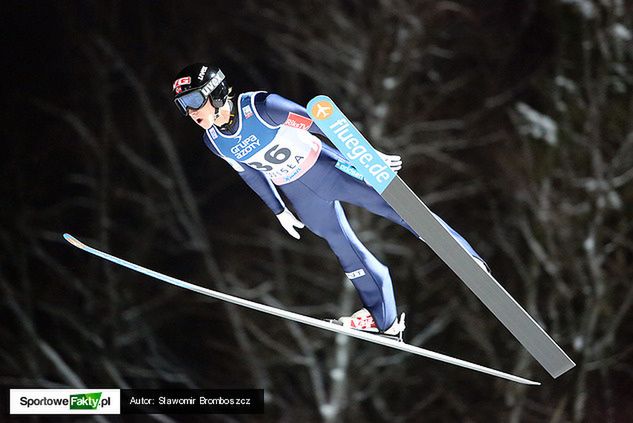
{"left": 207, "top": 94, "right": 322, "bottom": 185}
{"left": 243, "top": 125, "right": 321, "bottom": 184}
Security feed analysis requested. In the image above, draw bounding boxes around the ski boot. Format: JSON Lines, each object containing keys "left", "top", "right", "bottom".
{"left": 327, "top": 308, "right": 405, "bottom": 342}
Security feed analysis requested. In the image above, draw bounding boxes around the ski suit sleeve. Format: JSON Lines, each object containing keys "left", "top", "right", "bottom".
{"left": 253, "top": 92, "right": 358, "bottom": 161}
{"left": 202, "top": 133, "right": 286, "bottom": 215}
{"left": 254, "top": 92, "right": 325, "bottom": 137}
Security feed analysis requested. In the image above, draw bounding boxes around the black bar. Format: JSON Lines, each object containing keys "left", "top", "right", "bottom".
{"left": 121, "top": 389, "right": 264, "bottom": 414}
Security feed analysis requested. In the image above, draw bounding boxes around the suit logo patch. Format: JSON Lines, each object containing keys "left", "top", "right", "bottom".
{"left": 242, "top": 105, "right": 253, "bottom": 119}
{"left": 283, "top": 112, "right": 313, "bottom": 130}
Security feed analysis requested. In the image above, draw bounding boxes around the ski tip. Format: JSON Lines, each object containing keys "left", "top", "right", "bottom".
{"left": 63, "top": 233, "right": 85, "bottom": 249}
{"left": 524, "top": 379, "right": 541, "bottom": 386}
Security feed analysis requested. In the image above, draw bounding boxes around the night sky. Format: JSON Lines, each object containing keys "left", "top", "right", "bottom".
{"left": 3, "top": 1, "right": 633, "bottom": 421}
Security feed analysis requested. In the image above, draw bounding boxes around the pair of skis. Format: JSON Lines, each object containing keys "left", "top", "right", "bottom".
{"left": 63, "top": 234, "right": 538, "bottom": 385}
{"left": 64, "top": 95, "right": 574, "bottom": 385}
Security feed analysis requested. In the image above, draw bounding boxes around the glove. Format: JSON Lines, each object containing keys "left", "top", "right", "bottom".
{"left": 276, "top": 208, "right": 305, "bottom": 239}
{"left": 377, "top": 151, "right": 402, "bottom": 172}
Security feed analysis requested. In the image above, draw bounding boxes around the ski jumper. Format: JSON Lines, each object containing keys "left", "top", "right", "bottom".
{"left": 203, "top": 92, "right": 484, "bottom": 331}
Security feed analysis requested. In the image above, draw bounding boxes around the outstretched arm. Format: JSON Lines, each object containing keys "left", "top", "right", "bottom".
{"left": 235, "top": 161, "right": 286, "bottom": 215}
{"left": 202, "top": 133, "right": 304, "bottom": 238}
{"left": 203, "top": 133, "right": 285, "bottom": 214}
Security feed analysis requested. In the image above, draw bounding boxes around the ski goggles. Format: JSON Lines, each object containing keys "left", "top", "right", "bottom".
{"left": 174, "top": 70, "right": 226, "bottom": 116}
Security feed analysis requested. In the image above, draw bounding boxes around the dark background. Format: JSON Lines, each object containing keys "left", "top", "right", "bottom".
{"left": 2, "top": 1, "right": 633, "bottom": 422}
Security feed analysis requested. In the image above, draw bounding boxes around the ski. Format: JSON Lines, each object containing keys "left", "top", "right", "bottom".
{"left": 63, "top": 233, "right": 539, "bottom": 385}
{"left": 306, "top": 95, "right": 575, "bottom": 378}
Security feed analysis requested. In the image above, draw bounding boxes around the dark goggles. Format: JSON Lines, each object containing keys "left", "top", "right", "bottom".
{"left": 174, "top": 70, "right": 226, "bottom": 116}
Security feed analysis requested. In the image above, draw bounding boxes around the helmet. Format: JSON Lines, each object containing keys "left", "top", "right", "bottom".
{"left": 172, "top": 63, "right": 229, "bottom": 116}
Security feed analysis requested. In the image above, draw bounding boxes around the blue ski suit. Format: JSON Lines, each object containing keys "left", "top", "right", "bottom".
{"left": 203, "top": 92, "right": 484, "bottom": 331}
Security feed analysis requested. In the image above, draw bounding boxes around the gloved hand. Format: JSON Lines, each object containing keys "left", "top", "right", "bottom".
{"left": 276, "top": 208, "right": 305, "bottom": 239}
{"left": 376, "top": 151, "right": 402, "bottom": 172}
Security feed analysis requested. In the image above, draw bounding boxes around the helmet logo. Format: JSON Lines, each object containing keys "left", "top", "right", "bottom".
{"left": 200, "top": 70, "right": 226, "bottom": 97}
{"left": 173, "top": 76, "right": 191, "bottom": 93}
{"left": 198, "top": 66, "right": 208, "bottom": 80}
